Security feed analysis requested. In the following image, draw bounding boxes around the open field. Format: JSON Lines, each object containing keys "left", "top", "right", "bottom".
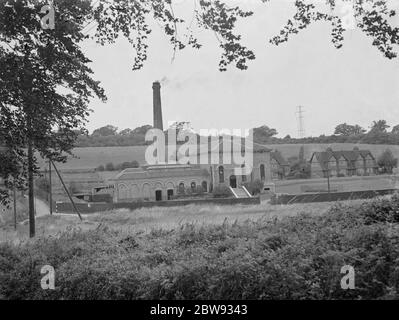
{"left": 36, "top": 145, "right": 148, "bottom": 170}
{"left": 275, "top": 174, "right": 399, "bottom": 194}
{"left": 0, "top": 198, "right": 375, "bottom": 243}
{"left": 35, "top": 143, "right": 399, "bottom": 170}
{"left": 0, "top": 200, "right": 344, "bottom": 242}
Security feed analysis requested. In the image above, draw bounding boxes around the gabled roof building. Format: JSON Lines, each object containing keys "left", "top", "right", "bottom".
{"left": 309, "top": 147, "right": 377, "bottom": 178}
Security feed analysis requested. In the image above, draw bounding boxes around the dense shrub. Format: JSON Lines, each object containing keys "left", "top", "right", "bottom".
{"left": 105, "top": 162, "right": 114, "bottom": 171}
{"left": 1, "top": 195, "right": 399, "bottom": 299}
{"left": 243, "top": 179, "right": 264, "bottom": 195}
{"left": 212, "top": 185, "right": 232, "bottom": 198}
{"left": 377, "top": 149, "right": 398, "bottom": 174}
{"left": 116, "top": 161, "right": 140, "bottom": 171}
{"left": 360, "top": 193, "right": 399, "bottom": 224}
{"left": 98, "top": 161, "right": 139, "bottom": 172}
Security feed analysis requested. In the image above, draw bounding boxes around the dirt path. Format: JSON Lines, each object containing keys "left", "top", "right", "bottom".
{"left": 19, "top": 196, "right": 50, "bottom": 225}
{"left": 34, "top": 197, "right": 50, "bottom": 217}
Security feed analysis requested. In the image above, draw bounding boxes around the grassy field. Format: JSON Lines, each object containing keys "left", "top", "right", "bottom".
{"left": 275, "top": 175, "right": 399, "bottom": 193}
{"left": 0, "top": 200, "right": 348, "bottom": 243}
{"left": 35, "top": 143, "right": 399, "bottom": 170}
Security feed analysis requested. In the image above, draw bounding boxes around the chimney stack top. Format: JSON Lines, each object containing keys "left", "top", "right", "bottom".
{"left": 152, "top": 81, "right": 163, "bottom": 131}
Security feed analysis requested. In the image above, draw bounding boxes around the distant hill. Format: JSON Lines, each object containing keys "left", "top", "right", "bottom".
{"left": 36, "top": 143, "right": 399, "bottom": 171}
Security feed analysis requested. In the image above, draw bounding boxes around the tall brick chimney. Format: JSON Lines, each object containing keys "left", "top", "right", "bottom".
{"left": 152, "top": 81, "right": 163, "bottom": 131}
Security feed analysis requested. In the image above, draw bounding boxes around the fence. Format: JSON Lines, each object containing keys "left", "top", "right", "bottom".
{"left": 56, "top": 196, "right": 260, "bottom": 214}
{"left": 270, "top": 189, "right": 398, "bottom": 205}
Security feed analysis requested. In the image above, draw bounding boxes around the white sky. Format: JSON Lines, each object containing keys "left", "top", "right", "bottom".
{"left": 81, "top": 0, "right": 399, "bottom": 138}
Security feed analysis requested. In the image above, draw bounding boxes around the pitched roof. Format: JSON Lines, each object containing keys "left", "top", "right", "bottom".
{"left": 110, "top": 164, "right": 210, "bottom": 182}
{"left": 310, "top": 148, "right": 376, "bottom": 170}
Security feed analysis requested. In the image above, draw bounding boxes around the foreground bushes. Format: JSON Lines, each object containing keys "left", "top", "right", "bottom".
{"left": 1, "top": 195, "right": 399, "bottom": 300}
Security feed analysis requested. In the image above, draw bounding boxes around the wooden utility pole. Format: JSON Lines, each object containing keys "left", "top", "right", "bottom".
{"left": 50, "top": 160, "right": 82, "bottom": 221}
{"left": 23, "top": 52, "right": 36, "bottom": 238}
{"left": 27, "top": 138, "right": 35, "bottom": 238}
{"left": 325, "top": 166, "right": 331, "bottom": 201}
{"left": 49, "top": 160, "right": 53, "bottom": 215}
{"left": 13, "top": 182, "right": 17, "bottom": 231}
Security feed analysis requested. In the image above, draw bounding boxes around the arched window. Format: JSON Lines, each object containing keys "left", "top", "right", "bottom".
{"left": 218, "top": 166, "right": 224, "bottom": 183}
{"left": 260, "top": 164, "right": 265, "bottom": 181}
{"left": 191, "top": 181, "right": 196, "bottom": 191}
{"left": 178, "top": 182, "right": 185, "bottom": 194}
{"left": 201, "top": 181, "right": 208, "bottom": 192}
{"left": 119, "top": 184, "right": 129, "bottom": 200}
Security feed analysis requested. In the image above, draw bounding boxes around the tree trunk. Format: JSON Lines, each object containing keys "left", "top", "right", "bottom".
{"left": 28, "top": 137, "right": 35, "bottom": 238}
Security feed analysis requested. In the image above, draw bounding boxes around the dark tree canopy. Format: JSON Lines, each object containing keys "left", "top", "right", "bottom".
{"left": 0, "top": 0, "right": 106, "bottom": 204}
{"left": 377, "top": 148, "right": 398, "bottom": 174}
{"left": 392, "top": 125, "right": 399, "bottom": 135}
{"left": 370, "top": 120, "right": 390, "bottom": 134}
{"left": 92, "top": 125, "right": 119, "bottom": 136}
{"left": 132, "top": 125, "right": 153, "bottom": 135}
{"left": 334, "top": 123, "right": 366, "bottom": 136}
{"left": 253, "top": 125, "right": 278, "bottom": 142}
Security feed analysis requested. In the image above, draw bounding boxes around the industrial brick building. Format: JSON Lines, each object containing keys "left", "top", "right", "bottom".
{"left": 110, "top": 82, "right": 273, "bottom": 202}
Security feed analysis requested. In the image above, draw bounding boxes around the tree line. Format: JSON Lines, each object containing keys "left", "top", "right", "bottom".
{"left": 254, "top": 120, "right": 399, "bottom": 145}
{"left": 76, "top": 120, "right": 399, "bottom": 148}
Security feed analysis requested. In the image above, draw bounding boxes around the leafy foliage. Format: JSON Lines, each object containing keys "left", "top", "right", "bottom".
{"left": 97, "top": 160, "right": 139, "bottom": 172}
{"left": 287, "top": 146, "right": 311, "bottom": 179}
{"left": 335, "top": 123, "right": 366, "bottom": 136}
{"left": 212, "top": 185, "right": 232, "bottom": 198}
{"left": 361, "top": 193, "right": 399, "bottom": 224}
{"left": 392, "top": 125, "right": 399, "bottom": 135}
{"left": 243, "top": 179, "right": 264, "bottom": 195}
{"left": 1, "top": 195, "right": 399, "bottom": 299}
{"left": 253, "top": 125, "right": 278, "bottom": 143}
{"left": 268, "top": 0, "right": 399, "bottom": 59}
{"left": 0, "top": 0, "right": 106, "bottom": 204}
{"left": 92, "top": 125, "right": 118, "bottom": 137}
{"left": 370, "top": 120, "right": 390, "bottom": 134}
{"left": 92, "top": 0, "right": 255, "bottom": 71}
{"left": 377, "top": 149, "right": 398, "bottom": 174}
